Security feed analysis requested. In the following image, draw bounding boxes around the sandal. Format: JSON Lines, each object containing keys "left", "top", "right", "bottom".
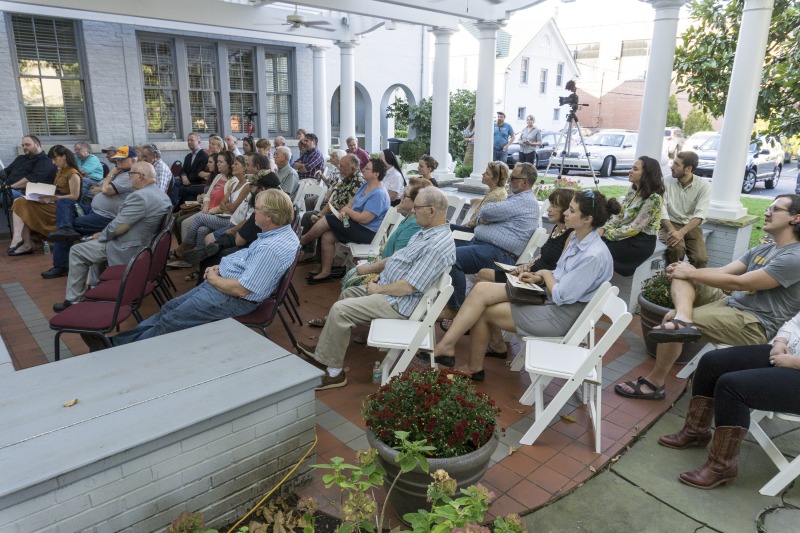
{"left": 307, "top": 317, "right": 327, "bottom": 328}
{"left": 485, "top": 348, "right": 508, "bottom": 359}
{"left": 614, "top": 376, "right": 665, "bottom": 401}
{"left": 648, "top": 319, "right": 702, "bottom": 344}
{"left": 184, "top": 271, "right": 199, "bottom": 282}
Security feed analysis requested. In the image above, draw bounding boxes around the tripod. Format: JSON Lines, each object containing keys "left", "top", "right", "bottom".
{"left": 541, "top": 106, "right": 598, "bottom": 189}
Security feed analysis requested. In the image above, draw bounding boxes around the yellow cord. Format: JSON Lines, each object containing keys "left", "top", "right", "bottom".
{"left": 225, "top": 434, "right": 318, "bottom": 533}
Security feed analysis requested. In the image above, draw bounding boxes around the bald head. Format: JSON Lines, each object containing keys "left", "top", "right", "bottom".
{"left": 130, "top": 161, "right": 157, "bottom": 189}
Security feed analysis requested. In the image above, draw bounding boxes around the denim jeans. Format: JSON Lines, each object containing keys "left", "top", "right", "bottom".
{"left": 112, "top": 281, "right": 258, "bottom": 345}
{"left": 52, "top": 200, "right": 112, "bottom": 269}
{"left": 492, "top": 149, "right": 508, "bottom": 164}
{"left": 448, "top": 239, "right": 515, "bottom": 310}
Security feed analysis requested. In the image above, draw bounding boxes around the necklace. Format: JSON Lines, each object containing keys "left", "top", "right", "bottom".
{"left": 550, "top": 225, "right": 567, "bottom": 239}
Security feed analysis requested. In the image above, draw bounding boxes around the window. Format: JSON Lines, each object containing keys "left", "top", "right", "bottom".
{"left": 228, "top": 47, "right": 256, "bottom": 134}
{"left": 619, "top": 39, "right": 650, "bottom": 80}
{"left": 539, "top": 68, "right": 548, "bottom": 94}
{"left": 140, "top": 38, "right": 178, "bottom": 137}
{"left": 520, "top": 57, "right": 529, "bottom": 85}
{"left": 517, "top": 107, "right": 526, "bottom": 120}
{"left": 10, "top": 15, "right": 89, "bottom": 138}
{"left": 553, "top": 108, "right": 560, "bottom": 121}
{"left": 265, "top": 50, "right": 292, "bottom": 136}
{"left": 186, "top": 42, "right": 219, "bottom": 134}
{"left": 556, "top": 63, "right": 564, "bottom": 86}
{"left": 573, "top": 42, "right": 600, "bottom": 83}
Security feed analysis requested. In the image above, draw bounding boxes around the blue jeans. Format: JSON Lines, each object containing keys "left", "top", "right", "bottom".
{"left": 1, "top": 188, "right": 24, "bottom": 206}
{"left": 448, "top": 239, "right": 515, "bottom": 310}
{"left": 52, "top": 200, "right": 112, "bottom": 269}
{"left": 492, "top": 149, "right": 508, "bottom": 163}
{"left": 112, "top": 281, "right": 258, "bottom": 345}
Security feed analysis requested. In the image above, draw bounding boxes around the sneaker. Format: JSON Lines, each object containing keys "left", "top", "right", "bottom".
{"left": 296, "top": 341, "right": 317, "bottom": 359}
{"left": 48, "top": 227, "right": 82, "bottom": 242}
{"left": 316, "top": 371, "right": 347, "bottom": 390}
{"left": 182, "top": 243, "right": 220, "bottom": 265}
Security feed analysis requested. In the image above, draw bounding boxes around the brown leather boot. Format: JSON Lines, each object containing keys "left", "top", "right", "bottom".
{"left": 678, "top": 426, "right": 748, "bottom": 489}
{"left": 659, "top": 396, "right": 714, "bottom": 449}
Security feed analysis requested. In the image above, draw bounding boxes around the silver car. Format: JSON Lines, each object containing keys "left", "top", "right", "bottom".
{"left": 559, "top": 130, "right": 638, "bottom": 177}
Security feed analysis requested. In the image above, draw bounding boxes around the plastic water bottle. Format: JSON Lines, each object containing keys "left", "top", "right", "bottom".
{"left": 75, "top": 204, "right": 85, "bottom": 217}
{"left": 372, "top": 361, "right": 382, "bottom": 384}
{"left": 43, "top": 241, "right": 50, "bottom": 255}
{"left": 171, "top": 132, "right": 177, "bottom": 141}
{"left": 342, "top": 215, "right": 350, "bottom": 228}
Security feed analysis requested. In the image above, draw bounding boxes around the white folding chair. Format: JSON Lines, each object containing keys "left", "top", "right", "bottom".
{"left": 445, "top": 195, "right": 467, "bottom": 225}
{"left": 367, "top": 269, "right": 453, "bottom": 384}
{"left": 509, "top": 282, "right": 616, "bottom": 372}
{"left": 293, "top": 180, "right": 326, "bottom": 215}
{"left": 403, "top": 162, "right": 419, "bottom": 175}
{"left": 336, "top": 207, "right": 400, "bottom": 268}
{"left": 458, "top": 203, "right": 478, "bottom": 226}
{"left": 676, "top": 342, "right": 732, "bottom": 379}
{"left": 348, "top": 209, "right": 405, "bottom": 262}
{"left": 519, "top": 292, "right": 632, "bottom": 452}
{"left": 516, "top": 227, "right": 548, "bottom": 266}
{"left": 748, "top": 410, "right": 800, "bottom": 496}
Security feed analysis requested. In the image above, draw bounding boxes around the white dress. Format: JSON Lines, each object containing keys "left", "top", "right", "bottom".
{"left": 382, "top": 167, "right": 405, "bottom": 201}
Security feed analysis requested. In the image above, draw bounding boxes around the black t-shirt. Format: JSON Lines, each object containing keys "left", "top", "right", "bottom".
{"left": 237, "top": 213, "right": 261, "bottom": 246}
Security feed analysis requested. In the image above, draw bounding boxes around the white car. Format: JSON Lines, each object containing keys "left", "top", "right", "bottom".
{"left": 683, "top": 131, "right": 717, "bottom": 152}
{"left": 558, "top": 130, "right": 638, "bottom": 177}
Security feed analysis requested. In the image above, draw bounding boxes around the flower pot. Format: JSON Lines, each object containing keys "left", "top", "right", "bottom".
{"left": 638, "top": 293, "right": 704, "bottom": 364}
{"left": 366, "top": 428, "right": 499, "bottom": 523}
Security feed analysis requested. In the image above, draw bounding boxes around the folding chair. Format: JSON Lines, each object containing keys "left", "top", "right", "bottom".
{"left": 509, "top": 282, "right": 616, "bottom": 372}
{"left": 336, "top": 207, "right": 399, "bottom": 269}
{"left": 445, "top": 195, "right": 467, "bottom": 224}
{"left": 293, "top": 180, "right": 326, "bottom": 216}
{"left": 347, "top": 208, "right": 405, "bottom": 264}
{"left": 367, "top": 269, "right": 452, "bottom": 384}
{"left": 519, "top": 292, "right": 632, "bottom": 452}
{"left": 49, "top": 247, "right": 152, "bottom": 361}
{"left": 235, "top": 250, "right": 302, "bottom": 348}
{"left": 749, "top": 410, "right": 800, "bottom": 496}
{"left": 516, "top": 227, "right": 548, "bottom": 266}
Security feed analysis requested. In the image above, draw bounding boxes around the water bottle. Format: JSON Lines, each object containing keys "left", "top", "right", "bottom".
{"left": 171, "top": 132, "right": 177, "bottom": 141}
{"left": 372, "top": 361, "right": 382, "bottom": 384}
{"left": 43, "top": 241, "right": 50, "bottom": 255}
{"left": 342, "top": 215, "right": 350, "bottom": 228}
{"left": 75, "top": 203, "right": 85, "bottom": 217}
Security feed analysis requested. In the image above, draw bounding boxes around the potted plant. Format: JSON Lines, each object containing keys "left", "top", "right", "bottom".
{"left": 638, "top": 271, "right": 704, "bottom": 364}
{"left": 362, "top": 368, "right": 500, "bottom": 521}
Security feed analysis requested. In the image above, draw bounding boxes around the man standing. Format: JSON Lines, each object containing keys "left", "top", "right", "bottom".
{"left": 346, "top": 136, "right": 370, "bottom": 170}
{"left": 53, "top": 161, "right": 171, "bottom": 311}
{"left": 660, "top": 151, "right": 712, "bottom": 268}
{"left": 0, "top": 135, "right": 56, "bottom": 201}
{"left": 275, "top": 146, "right": 300, "bottom": 198}
{"left": 177, "top": 132, "right": 209, "bottom": 206}
{"left": 493, "top": 112, "right": 515, "bottom": 163}
{"left": 297, "top": 186, "right": 456, "bottom": 390}
{"left": 615, "top": 194, "right": 800, "bottom": 401}
{"left": 104, "top": 189, "right": 298, "bottom": 347}
{"left": 225, "top": 134, "right": 243, "bottom": 156}
{"left": 293, "top": 133, "right": 325, "bottom": 182}
{"left": 44, "top": 146, "right": 139, "bottom": 279}
{"left": 138, "top": 144, "right": 173, "bottom": 193}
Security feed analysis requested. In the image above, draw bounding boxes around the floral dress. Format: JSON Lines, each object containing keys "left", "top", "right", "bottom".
{"left": 602, "top": 187, "right": 664, "bottom": 276}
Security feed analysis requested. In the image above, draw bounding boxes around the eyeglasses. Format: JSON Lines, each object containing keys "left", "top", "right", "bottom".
{"left": 766, "top": 205, "right": 791, "bottom": 214}
{"left": 128, "top": 171, "right": 143, "bottom": 178}
{"left": 412, "top": 204, "right": 433, "bottom": 211}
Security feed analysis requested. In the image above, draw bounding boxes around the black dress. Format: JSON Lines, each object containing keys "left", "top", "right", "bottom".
{"left": 494, "top": 226, "right": 573, "bottom": 282}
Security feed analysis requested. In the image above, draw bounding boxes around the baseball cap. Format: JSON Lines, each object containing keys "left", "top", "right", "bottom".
{"left": 103, "top": 145, "right": 118, "bottom": 153}
{"left": 111, "top": 145, "right": 138, "bottom": 159}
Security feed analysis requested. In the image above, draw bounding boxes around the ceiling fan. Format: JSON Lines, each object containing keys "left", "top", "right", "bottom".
{"left": 255, "top": 4, "right": 336, "bottom": 32}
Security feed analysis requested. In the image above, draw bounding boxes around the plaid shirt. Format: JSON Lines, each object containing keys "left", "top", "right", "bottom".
{"left": 297, "top": 147, "right": 325, "bottom": 180}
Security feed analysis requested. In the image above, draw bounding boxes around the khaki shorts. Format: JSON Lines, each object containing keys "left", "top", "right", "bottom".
{"left": 690, "top": 283, "right": 767, "bottom": 346}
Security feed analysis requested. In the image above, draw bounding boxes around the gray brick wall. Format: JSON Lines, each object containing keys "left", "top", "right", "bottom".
{"left": 0, "top": 13, "right": 26, "bottom": 167}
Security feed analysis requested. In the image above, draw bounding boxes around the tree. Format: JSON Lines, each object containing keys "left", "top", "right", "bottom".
{"left": 683, "top": 109, "right": 714, "bottom": 137}
{"left": 673, "top": 0, "right": 800, "bottom": 137}
{"left": 666, "top": 94, "right": 683, "bottom": 129}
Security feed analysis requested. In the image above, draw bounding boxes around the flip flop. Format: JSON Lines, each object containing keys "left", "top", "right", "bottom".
{"left": 307, "top": 275, "right": 333, "bottom": 285}
{"left": 614, "top": 376, "right": 665, "bottom": 401}
{"left": 8, "top": 247, "right": 33, "bottom": 256}
{"left": 647, "top": 318, "right": 702, "bottom": 344}
{"left": 307, "top": 317, "right": 327, "bottom": 328}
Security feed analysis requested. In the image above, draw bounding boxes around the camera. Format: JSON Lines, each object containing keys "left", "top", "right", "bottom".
{"left": 244, "top": 107, "right": 258, "bottom": 122}
{"left": 558, "top": 93, "right": 579, "bottom": 108}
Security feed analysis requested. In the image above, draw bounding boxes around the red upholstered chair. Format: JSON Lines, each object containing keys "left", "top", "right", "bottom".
{"left": 235, "top": 250, "right": 301, "bottom": 348}
{"left": 49, "top": 247, "right": 152, "bottom": 361}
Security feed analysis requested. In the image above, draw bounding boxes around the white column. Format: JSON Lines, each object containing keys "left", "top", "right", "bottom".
{"left": 311, "top": 45, "right": 330, "bottom": 157}
{"left": 636, "top": 0, "right": 688, "bottom": 162}
{"left": 430, "top": 28, "right": 455, "bottom": 181}
{"left": 708, "top": 0, "right": 774, "bottom": 220}
{"left": 337, "top": 41, "right": 358, "bottom": 145}
{"left": 465, "top": 20, "right": 504, "bottom": 188}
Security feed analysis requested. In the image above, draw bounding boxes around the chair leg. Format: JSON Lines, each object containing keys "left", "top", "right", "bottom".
{"left": 162, "top": 271, "right": 177, "bottom": 292}
{"left": 277, "top": 309, "right": 298, "bottom": 349}
{"left": 289, "top": 283, "right": 300, "bottom": 306}
{"left": 132, "top": 308, "right": 143, "bottom": 323}
{"left": 285, "top": 297, "right": 301, "bottom": 324}
{"left": 54, "top": 331, "right": 62, "bottom": 361}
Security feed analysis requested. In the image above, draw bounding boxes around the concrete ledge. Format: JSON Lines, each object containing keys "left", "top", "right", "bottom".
{"left": 0, "top": 319, "right": 322, "bottom": 532}
{"left": 0, "top": 337, "right": 14, "bottom": 374}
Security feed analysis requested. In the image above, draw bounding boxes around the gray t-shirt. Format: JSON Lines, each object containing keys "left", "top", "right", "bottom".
{"left": 727, "top": 242, "right": 800, "bottom": 338}
{"left": 90, "top": 171, "right": 134, "bottom": 219}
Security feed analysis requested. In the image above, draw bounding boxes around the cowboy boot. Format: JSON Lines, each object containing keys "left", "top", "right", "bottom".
{"left": 678, "top": 426, "right": 749, "bottom": 489}
{"left": 659, "top": 396, "right": 714, "bottom": 449}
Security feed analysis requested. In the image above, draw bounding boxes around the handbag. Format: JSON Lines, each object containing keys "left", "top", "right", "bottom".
{"left": 505, "top": 276, "right": 547, "bottom": 306}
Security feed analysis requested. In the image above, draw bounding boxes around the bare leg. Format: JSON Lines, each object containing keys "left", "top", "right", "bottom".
{"left": 488, "top": 325, "right": 507, "bottom": 353}
{"left": 10, "top": 212, "right": 25, "bottom": 247}
{"left": 21, "top": 225, "right": 31, "bottom": 248}
{"left": 313, "top": 231, "right": 337, "bottom": 279}
{"left": 476, "top": 268, "right": 497, "bottom": 284}
{"left": 434, "top": 282, "right": 508, "bottom": 357}
{"left": 204, "top": 232, "right": 216, "bottom": 245}
{"left": 300, "top": 217, "right": 331, "bottom": 245}
{"left": 462, "top": 302, "right": 516, "bottom": 373}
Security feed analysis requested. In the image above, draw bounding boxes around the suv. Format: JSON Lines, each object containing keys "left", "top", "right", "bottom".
{"left": 694, "top": 134, "right": 784, "bottom": 193}
{"left": 664, "top": 127, "right": 686, "bottom": 157}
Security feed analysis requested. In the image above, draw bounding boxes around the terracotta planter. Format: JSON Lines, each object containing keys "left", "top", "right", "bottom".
{"left": 366, "top": 428, "right": 499, "bottom": 523}
{"left": 638, "top": 293, "right": 704, "bottom": 364}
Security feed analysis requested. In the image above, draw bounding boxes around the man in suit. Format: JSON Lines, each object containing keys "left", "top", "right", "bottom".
{"left": 53, "top": 161, "right": 172, "bottom": 312}
{"left": 175, "top": 132, "right": 209, "bottom": 206}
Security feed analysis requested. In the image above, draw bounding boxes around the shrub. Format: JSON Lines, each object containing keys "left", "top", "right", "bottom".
{"left": 640, "top": 271, "right": 673, "bottom": 308}
{"left": 399, "top": 139, "right": 429, "bottom": 164}
{"left": 454, "top": 162, "right": 472, "bottom": 178}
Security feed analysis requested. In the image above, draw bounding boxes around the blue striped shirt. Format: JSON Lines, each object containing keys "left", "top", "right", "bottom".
{"left": 381, "top": 223, "right": 456, "bottom": 317}
{"left": 474, "top": 189, "right": 540, "bottom": 257}
{"left": 550, "top": 230, "right": 613, "bottom": 305}
{"left": 219, "top": 224, "right": 299, "bottom": 302}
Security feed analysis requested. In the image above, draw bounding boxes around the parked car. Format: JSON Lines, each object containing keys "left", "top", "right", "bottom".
{"left": 507, "top": 131, "right": 563, "bottom": 169}
{"left": 693, "top": 134, "right": 784, "bottom": 193}
{"left": 683, "top": 131, "right": 717, "bottom": 152}
{"left": 558, "top": 130, "right": 638, "bottom": 177}
{"left": 663, "top": 127, "right": 686, "bottom": 157}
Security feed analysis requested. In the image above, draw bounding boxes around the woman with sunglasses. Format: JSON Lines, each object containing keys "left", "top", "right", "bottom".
{"left": 425, "top": 190, "right": 615, "bottom": 381}
{"left": 599, "top": 155, "right": 664, "bottom": 276}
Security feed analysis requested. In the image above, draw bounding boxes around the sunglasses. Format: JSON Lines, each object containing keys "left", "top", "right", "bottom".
{"left": 583, "top": 190, "right": 596, "bottom": 216}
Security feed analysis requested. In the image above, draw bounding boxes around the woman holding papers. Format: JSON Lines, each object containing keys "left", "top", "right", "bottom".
{"left": 9, "top": 145, "right": 81, "bottom": 256}
{"left": 426, "top": 190, "right": 615, "bottom": 381}
{"left": 451, "top": 161, "right": 509, "bottom": 232}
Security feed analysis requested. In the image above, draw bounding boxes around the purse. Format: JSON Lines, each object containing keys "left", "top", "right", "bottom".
{"left": 505, "top": 275, "right": 547, "bottom": 306}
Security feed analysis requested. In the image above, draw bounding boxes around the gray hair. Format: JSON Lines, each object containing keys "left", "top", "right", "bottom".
{"left": 418, "top": 186, "right": 448, "bottom": 213}
{"left": 329, "top": 149, "right": 346, "bottom": 162}
{"left": 341, "top": 154, "right": 359, "bottom": 172}
{"left": 140, "top": 143, "right": 161, "bottom": 159}
{"left": 515, "top": 162, "right": 538, "bottom": 186}
{"left": 74, "top": 141, "right": 92, "bottom": 153}
{"left": 276, "top": 146, "right": 292, "bottom": 159}
{"left": 346, "top": 136, "right": 357, "bottom": 144}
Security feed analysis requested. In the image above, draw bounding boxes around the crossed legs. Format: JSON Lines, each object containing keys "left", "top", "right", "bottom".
{"left": 300, "top": 216, "right": 337, "bottom": 279}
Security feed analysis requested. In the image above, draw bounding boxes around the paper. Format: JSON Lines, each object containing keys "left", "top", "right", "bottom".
{"left": 507, "top": 273, "right": 544, "bottom": 293}
{"left": 494, "top": 262, "right": 517, "bottom": 272}
{"left": 452, "top": 230, "right": 475, "bottom": 241}
{"left": 25, "top": 182, "right": 56, "bottom": 201}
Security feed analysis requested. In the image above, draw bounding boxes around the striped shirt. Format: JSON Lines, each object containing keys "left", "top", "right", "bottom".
{"left": 219, "top": 224, "right": 299, "bottom": 302}
{"left": 474, "top": 189, "right": 540, "bottom": 257}
{"left": 381, "top": 223, "right": 456, "bottom": 317}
